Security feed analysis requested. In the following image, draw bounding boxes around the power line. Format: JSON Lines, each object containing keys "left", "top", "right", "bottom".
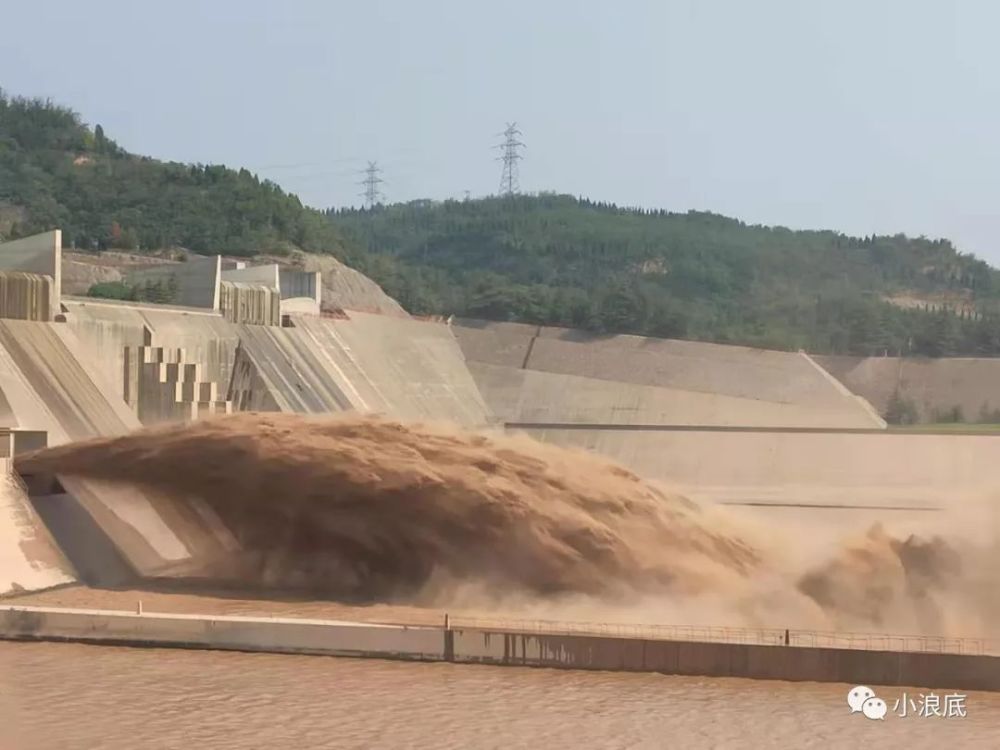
{"left": 495, "top": 122, "right": 525, "bottom": 196}
{"left": 358, "top": 161, "right": 385, "bottom": 208}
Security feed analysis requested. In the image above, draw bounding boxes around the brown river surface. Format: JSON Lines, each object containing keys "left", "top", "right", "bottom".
{"left": 3, "top": 640, "right": 1000, "bottom": 750}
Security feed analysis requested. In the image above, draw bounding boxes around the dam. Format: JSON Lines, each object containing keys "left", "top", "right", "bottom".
{"left": 3, "top": 230, "right": 1000, "bottom": 702}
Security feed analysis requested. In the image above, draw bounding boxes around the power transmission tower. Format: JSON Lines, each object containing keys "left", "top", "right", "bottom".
{"left": 358, "top": 161, "right": 385, "bottom": 208}
{"left": 495, "top": 122, "right": 524, "bottom": 196}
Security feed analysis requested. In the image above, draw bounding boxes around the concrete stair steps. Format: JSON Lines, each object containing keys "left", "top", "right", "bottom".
{"left": 141, "top": 346, "right": 186, "bottom": 365}
{"left": 174, "top": 381, "right": 218, "bottom": 402}
{"left": 128, "top": 343, "right": 234, "bottom": 425}
{"left": 155, "top": 361, "right": 203, "bottom": 383}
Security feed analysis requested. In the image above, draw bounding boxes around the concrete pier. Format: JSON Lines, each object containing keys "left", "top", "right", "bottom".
{"left": 3, "top": 605, "right": 999, "bottom": 692}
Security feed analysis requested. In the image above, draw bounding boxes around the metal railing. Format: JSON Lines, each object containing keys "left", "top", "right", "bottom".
{"left": 788, "top": 630, "right": 998, "bottom": 656}
{"left": 447, "top": 615, "right": 1000, "bottom": 655}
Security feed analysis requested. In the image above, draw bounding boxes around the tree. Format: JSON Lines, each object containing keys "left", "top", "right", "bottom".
{"left": 884, "top": 390, "right": 919, "bottom": 425}
{"left": 597, "top": 282, "right": 649, "bottom": 333}
{"left": 87, "top": 281, "right": 136, "bottom": 301}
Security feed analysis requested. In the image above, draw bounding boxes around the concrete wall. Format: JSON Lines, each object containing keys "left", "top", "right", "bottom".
{"left": 0, "top": 320, "right": 141, "bottom": 443}
{"left": 128, "top": 345, "right": 233, "bottom": 424}
{"left": 1, "top": 606, "right": 444, "bottom": 661}
{"left": 472, "top": 362, "right": 886, "bottom": 428}
{"left": 0, "top": 316, "right": 233, "bottom": 583}
{"left": 454, "top": 319, "right": 885, "bottom": 429}
{"left": 528, "top": 425, "right": 1000, "bottom": 489}
{"left": 279, "top": 296, "right": 320, "bottom": 316}
{"left": 220, "top": 264, "right": 280, "bottom": 290}
{"left": 290, "top": 313, "right": 494, "bottom": 426}
{"left": 0, "top": 273, "right": 53, "bottom": 321}
{"left": 280, "top": 270, "right": 320, "bottom": 305}
{"left": 218, "top": 281, "right": 282, "bottom": 326}
{"left": 127, "top": 255, "right": 221, "bottom": 310}
{"left": 0, "top": 442, "right": 76, "bottom": 596}
{"left": 227, "top": 314, "right": 492, "bottom": 425}
{"left": 279, "top": 270, "right": 321, "bottom": 316}
{"left": 4, "top": 606, "right": 998, "bottom": 691}
{"left": 510, "top": 426, "right": 1000, "bottom": 506}
{"left": 41, "top": 475, "right": 238, "bottom": 580}
{"left": 0, "top": 231, "right": 61, "bottom": 319}
{"left": 450, "top": 628, "right": 1000, "bottom": 692}
{"left": 817, "top": 355, "right": 1000, "bottom": 423}
{"left": 225, "top": 326, "right": 356, "bottom": 413}
{"left": 63, "top": 300, "right": 241, "bottom": 394}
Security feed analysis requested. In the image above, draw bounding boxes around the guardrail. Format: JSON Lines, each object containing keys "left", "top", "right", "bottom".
{"left": 449, "top": 617, "right": 785, "bottom": 645}
{"left": 788, "top": 630, "right": 998, "bottom": 656}
{"left": 447, "top": 615, "right": 1000, "bottom": 655}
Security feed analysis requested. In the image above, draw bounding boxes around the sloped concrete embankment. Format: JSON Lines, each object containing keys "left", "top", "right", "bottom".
{"left": 816, "top": 354, "right": 1000, "bottom": 423}
{"left": 452, "top": 319, "right": 884, "bottom": 429}
{"left": 0, "top": 453, "right": 74, "bottom": 596}
{"left": 0, "top": 318, "right": 237, "bottom": 590}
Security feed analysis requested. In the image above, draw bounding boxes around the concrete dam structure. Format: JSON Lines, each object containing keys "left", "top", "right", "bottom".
{"left": 2, "top": 230, "right": 1000, "bottom": 692}
{"left": 0, "top": 232, "right": 492, "bottom": 597}
{"left": 451, "top": 318, "right": 886, "bottom": 429}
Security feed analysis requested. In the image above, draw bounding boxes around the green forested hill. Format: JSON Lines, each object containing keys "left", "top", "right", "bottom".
{"left": 0, "top": 92, "right": 349, "bottom": 256}
{"left": 330, "top": 195, "right": 1000, "bottom": 356}
{"left": 5, "top": 92, "right": 1000, "bottom": 358}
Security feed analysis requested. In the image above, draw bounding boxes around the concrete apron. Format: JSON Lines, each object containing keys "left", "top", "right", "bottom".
{"left": 3, "top": 605, "right": 1000, "bottom": 692}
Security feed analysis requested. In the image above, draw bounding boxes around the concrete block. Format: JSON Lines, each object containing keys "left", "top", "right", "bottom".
{"left": 0, "top": 231, "right": 61, "bottom": 319}
{"left": 0, "top": 273, "right": 53, "bottom": 321}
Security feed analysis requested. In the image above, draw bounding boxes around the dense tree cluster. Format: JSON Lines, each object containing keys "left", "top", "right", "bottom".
{"left": 0, "top": 91, "right": 350, "bottom": 256}
{"left": 330, "top": 194, "right": 1000, "bottom": 356}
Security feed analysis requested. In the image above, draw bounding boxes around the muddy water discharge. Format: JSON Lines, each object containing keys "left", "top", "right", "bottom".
{"left": 15, "top": 413, "right": 1000, "bottom": 635}
{"left": 15, "top": 413, "right": 760, "bottom": 600}
{"left": 3, "top": 641, "right": 1000, "bottom": 750}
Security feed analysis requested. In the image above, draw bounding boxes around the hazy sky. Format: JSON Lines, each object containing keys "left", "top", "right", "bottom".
{"left": 3, "top": 1, "right": 1000, "bottom": 260}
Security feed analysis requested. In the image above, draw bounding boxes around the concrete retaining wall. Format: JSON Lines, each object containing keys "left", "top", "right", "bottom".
{"left": 0, "top": 606, "right": 443, "bottom": 660}
{"left": 220, "top": 264, "right": 280, "bottom": 290}
{"left": 817, "top": 354, "right": 1000, "bottom": 423}
{"left": 0, "top": 231, "right": 61, "bottom": 319}
{"left": 0, "top": 445, "right": 76, "bottom": 595}
{"left": 453, "top": 319, "right": 884, "bottom": 429}
{"left": 218, "top": 281, "right": 282, "bottom": 326}
{"left": 472, "top": 362, "right": 884, "bottom": 428}
{"left": 0, "top": 273, "right": 53, "bottom": 321}
{"left": 511, "top": 426, "right": 1000, "bottom": 499}
{"left": 280, "top": 270, "right": 321, "bottom": 306}
{"left": 450, "top": 629, "right": 1000, "bottom": 692}
{"left": 127, "top": 256, "right": 221, "bottom": 310}
{"left": 4, "top": 606, "right": 1000, "bottom": 691}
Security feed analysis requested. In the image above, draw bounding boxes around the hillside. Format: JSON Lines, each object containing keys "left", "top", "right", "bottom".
{"left": 5, "top": 92, "right": 1000, "bottom": 357}
{"left": 0, "top": 91, "right": 350, "bottom": 257}
{"left": 330, "top": 196, "right": 1000, "bottom": 356}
